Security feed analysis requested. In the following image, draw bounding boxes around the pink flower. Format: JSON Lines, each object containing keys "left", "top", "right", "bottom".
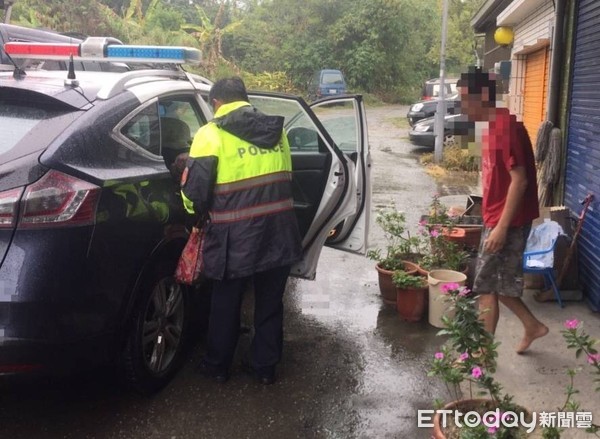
{"left": 458, "top": 287, "right": 470, "bottom": 297}
{"left": 440, "top": 283, "right": 460, "bottom": 294}
{"left": 434, "top": 352, "right": 444, "bottom": 360}
{"left": 587, "top": 353, "right": 600, "bottom": 364}
{"left": 487, "top": 426, "right": 498, "bottom": 434}
{"left": 564, "top": 319, "right": 579, "bottom": 329}
{"left": 430, "top": 229, "right": 440, "bottom": 238}
{"left": 471, "top": 366, "right": 483, "bottom": 378}
{"left": 419, "top": 219, "right": 427, "bottom": 226}
{"left": 459, "top": 352, "right": 469, "bottom": 361}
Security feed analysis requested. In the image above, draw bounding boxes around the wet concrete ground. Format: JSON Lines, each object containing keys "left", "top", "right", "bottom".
{"left": 0, "top": 105, "right": 597, "bottom": 438}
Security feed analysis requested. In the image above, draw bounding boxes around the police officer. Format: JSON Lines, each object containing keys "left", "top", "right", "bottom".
{"left": 181, "top": 77, "right": 302, "bottom": 384}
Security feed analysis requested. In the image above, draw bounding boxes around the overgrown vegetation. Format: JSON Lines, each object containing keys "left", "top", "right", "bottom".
{"left": 421, "top": 145, "right": 479, "bottom": 173}
{"left": 2, "top": 0, "right": 484, "bottom": 101}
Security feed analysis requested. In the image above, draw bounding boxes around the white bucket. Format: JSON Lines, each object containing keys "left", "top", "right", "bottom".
{"left": 427, "top": 269, "right": 467, "bottom": 328}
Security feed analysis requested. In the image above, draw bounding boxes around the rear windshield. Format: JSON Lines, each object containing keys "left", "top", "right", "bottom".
{"left": 0, "top": 104, "right": 65, "bottom": 155}
{"left": 322, "top": 72, "right": 344, "bottom": 85}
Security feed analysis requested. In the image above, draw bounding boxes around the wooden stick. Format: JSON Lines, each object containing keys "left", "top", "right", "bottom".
{"left": 556, "top": 194, "right": 594, "bottom": 288}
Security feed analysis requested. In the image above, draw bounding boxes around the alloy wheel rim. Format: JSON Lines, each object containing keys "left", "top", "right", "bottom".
{"left": 142, "top": 278, "right": 185, "bottom": 374}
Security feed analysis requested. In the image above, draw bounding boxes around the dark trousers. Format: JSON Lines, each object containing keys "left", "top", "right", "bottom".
{"left": 204, "top": 265, "right": 291, "bottom": 371}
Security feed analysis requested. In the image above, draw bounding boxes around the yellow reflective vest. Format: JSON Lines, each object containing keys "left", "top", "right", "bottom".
{"left": 181, "top": 101, "right": 302, "bottom": 280}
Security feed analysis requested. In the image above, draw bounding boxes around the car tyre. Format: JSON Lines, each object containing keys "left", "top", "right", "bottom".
{"left": 120, "top": 261, "right": 191, "bottom": 395}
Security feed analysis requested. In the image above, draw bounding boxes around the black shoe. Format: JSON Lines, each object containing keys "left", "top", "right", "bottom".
{"left": 241, "top": 358, "right": 276, "bottom": 385}
{"left": 196, "top": 360, "right": 229, "bottom": 383}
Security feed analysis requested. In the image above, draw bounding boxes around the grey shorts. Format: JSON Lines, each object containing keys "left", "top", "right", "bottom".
{"left": 472, "top": 224, "right": 531, "bottom": 297}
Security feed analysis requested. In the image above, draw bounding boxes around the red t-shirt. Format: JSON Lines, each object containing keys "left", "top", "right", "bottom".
{"left": 481, "top": 108, "right": 539, "bottom": 227}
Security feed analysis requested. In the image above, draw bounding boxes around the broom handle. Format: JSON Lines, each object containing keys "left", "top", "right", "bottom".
{"left": 557, "top": 194, "right": 594, "bottom": 287}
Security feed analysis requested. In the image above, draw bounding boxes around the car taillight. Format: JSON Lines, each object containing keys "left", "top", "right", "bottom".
{"left": 0, "top": 187, "right": 24, "bottom": 229}
{"left": 19, "top": 170, "right": 101, "bottom": 229}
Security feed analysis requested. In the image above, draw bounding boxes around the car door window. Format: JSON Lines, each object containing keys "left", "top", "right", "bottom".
{"left": 158, "top": 98, "right": 205, "bottom": 171}
{"left": 250, "top": 97, "right": 325, "bottom": 153}
{"left": 121, "top": 104, "right": 161, "bottom": 155}
{"left": 311, "top": 100, "right": 357, "bottom": 156}
{"left": 120, "top": 97, "right": 205, "bottom": 159}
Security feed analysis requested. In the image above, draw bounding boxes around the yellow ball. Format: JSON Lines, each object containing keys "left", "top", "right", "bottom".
{"left": 494, "top": 27, "right": 514, "bottom": 46}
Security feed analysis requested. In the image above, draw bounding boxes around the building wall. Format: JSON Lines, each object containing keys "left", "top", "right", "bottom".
{"left": 503, "top": 1, "right": 555, "bottom": 121}
{"left": 511, "top": 2, "right": 555, "bottom": 53}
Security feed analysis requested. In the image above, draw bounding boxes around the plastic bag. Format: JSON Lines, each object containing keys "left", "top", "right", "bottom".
{"left": 174, "top": 226, "right": 205, "bottom": 285}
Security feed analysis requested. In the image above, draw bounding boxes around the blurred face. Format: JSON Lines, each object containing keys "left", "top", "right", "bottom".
{"left": 459, "top": 85, "right": 492, "bottom": 122}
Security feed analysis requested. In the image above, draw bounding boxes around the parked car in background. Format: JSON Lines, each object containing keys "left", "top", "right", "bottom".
{"left": 407, "top": 93, "right": 460, "bottom": 127}
{"left": 421, "top": 77, "right": 458, "bottom": 101}
{"left": 308, "top": 68, "right": 347, "bottom": 101}
{"left": 0, "top": 37, "right": 370, "bottom": 393}
{"left": 408, "top": 113, "right": 473, "bottom": 148}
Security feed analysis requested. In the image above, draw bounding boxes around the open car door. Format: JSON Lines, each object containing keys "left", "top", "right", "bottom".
{"left": 249, "top": 93, "right": 371, "bottom": 280}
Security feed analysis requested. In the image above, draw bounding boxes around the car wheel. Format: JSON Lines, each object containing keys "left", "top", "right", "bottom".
{"left": 121, "top": 262, "right": 190, "bottom": 395}
{"left": 443, "top": 134, "right": 457, "bottom": 147}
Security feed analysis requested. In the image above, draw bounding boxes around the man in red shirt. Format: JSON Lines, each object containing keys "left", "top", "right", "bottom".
{"left": 459, "top": 67, "right": 548, "bottom": 353}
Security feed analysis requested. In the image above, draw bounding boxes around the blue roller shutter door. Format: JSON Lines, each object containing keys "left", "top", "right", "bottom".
{"left": 566, "top": 0, "right": 600, "bottom": 310}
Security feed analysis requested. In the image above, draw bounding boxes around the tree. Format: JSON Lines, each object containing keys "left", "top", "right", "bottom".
{"left": 427, "top": 0, "right": 485, "bottom": 75}
{"left": 327, "top": 0, "right": 438, "bottom": 97}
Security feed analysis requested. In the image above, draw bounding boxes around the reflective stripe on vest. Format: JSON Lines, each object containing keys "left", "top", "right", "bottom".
{"left": 213, "top": 171, "right": 292, "bottom": 195}
{"left": 210, "top": 198, "right": 294, "bottom": 223}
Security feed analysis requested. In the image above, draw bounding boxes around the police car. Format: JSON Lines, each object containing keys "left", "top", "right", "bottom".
{"left": 0, "top": 35, "right": 371, "bottom": 393}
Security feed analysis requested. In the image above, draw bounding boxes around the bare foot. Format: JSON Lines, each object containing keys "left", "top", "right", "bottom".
{"left": 516, "top": 325, "right": 549, "bottom": 354}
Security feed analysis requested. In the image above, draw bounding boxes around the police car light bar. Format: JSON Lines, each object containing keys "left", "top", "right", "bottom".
{"left": 3, "top": 42, "right": 80, "bottom": 58}
{"left": 3, "top": 39, "right": 202, "bottom": 65}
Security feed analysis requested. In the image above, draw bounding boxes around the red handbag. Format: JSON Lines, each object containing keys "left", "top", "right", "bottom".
{"left": 174, "top": 225, "right": 205, "bottom": 285}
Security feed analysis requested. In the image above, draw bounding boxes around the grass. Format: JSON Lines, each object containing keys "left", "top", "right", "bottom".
{"left": 388, "top": 116, "right": 411, "bottom": 130}
{"left": 420, "top": 145, "right": 480, "bottom": 173}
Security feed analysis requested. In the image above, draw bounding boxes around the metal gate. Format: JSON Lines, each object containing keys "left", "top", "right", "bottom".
{"left": 566, "top": 0, "right": 600, "bottom": 311}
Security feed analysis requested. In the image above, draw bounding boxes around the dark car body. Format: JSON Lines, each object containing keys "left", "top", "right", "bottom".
{"left": 308, "top": 69, "right": 347, "bottom": 101}
{"left": 408, "top": 114, "right": 474, "bottom": 148}
{"left": 0, "top": 37, "right": 371, "bottom": 394}
{"left": 407, "top": 94, "right": 460, "bottom": 127}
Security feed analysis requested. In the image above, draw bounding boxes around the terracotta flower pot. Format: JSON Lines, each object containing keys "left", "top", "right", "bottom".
{"left": 441, "top": 226, "right": 482, "bottom": 252}
{"left": 375, "top": 261, "right": 418, "bottom": 306}
{"left": 396, "top": 285, "right": 427, "bottom": 321}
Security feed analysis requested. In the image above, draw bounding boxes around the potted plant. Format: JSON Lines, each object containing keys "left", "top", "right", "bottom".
{"left": 417, "top": 195, "right": 471, "bottom": 276}
{"left": 367, "top": 205, "right": 427, "bottom": 305}
{"left": 417, "top": 226, "right": 471, "bottom": 275}
{"left": 428, "top": 283, "right": 532, "bottom": 438}
{"left": 392, "top": 270, "right": 428, "bottom": 322}
{"left": 541, "top": 319, "right": 599, "bottom": 438}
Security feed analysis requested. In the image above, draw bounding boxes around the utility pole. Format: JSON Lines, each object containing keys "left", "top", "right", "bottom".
{"left": 434, "top": 0, "right": 449, "bottom": 163}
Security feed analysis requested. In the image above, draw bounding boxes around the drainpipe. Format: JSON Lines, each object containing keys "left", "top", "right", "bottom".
{"left": 547, "top": 0, "right": 567, "bottom": 125}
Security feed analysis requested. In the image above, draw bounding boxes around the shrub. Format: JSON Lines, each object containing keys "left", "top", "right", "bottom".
{"left": 421, "top": 145, "right": 479, "bottom": 172}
